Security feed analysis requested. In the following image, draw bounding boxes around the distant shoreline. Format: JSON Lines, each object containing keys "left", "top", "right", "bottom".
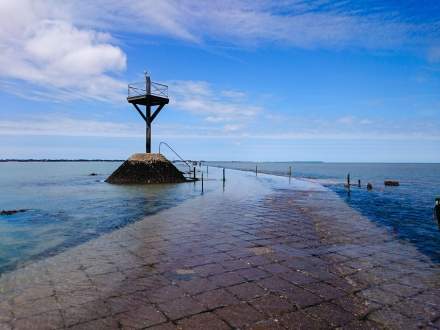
{"left": 0, "top": 159, "right": 124, "bottom": 162}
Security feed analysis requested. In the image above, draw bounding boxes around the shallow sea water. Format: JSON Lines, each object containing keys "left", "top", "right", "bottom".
{"left": 0, "top": 161, "right": 211, "bottom": 273}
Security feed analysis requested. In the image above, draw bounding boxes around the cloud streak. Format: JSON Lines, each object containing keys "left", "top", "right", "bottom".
{"left": 169, "top": 80, "right": 262, "bottom": 128}
{"left": 1, "top": 113, "right": 439, "bottom": 142}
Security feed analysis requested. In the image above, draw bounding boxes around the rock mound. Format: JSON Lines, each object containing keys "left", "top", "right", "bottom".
{"left": 106, "top": 153, "right": 186, "bottom": 184}
{"left": 384, "top": 180, "right": 400, "bottom": 186}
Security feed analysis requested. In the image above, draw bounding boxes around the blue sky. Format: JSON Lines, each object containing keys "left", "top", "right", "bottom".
{"left": 0, "top": 0, "right": 439, "bottom": 162}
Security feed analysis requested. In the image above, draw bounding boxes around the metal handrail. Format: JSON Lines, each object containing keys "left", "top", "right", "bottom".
{"left": 159, "top": 142, "right": 191, "bottom": 172}
{"left": 128, "top": 81, "right": 168, "bottom": 98}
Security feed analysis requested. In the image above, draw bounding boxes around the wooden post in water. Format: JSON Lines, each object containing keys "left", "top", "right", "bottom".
{"left": 256, "top": 165, "right": 258, "bottom": 176}
{"left": 435, "top": 197, "right": 440, "bottom": 225}
{"left": 201, "top": 172, "right": 204, "bottom": 193}
{"left": 289, "top": 166, "right": 292, "bottom": 178}
{"left": 222, "top": 168, "right": 225, "bottom": 182}
{"left": 358, "top": 179, "right": 361, "bottom": 187}
{"left": 347, "top": 173, "right": 351, "bottom": 192}
{"left": 193, "top": 167, "right": 196, "bottom": 180}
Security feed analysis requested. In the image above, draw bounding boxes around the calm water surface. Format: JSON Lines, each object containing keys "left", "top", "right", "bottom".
{"left": 208, "top": 161, "right": 440, "bottom": 262}
{"left": 0, "top": 161, "right": 207, "bottom": 273}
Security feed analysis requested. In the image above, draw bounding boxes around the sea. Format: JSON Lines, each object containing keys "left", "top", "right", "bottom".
{"left": 0, "top": 161, "right": 439, "bottom": 274}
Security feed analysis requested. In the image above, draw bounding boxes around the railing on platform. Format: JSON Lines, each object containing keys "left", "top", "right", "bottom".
{"left": 128, "top": 81, "right": 168, "bottom": 98}
{"left": 159, "top": 141, "right": 191, "bottom": 173}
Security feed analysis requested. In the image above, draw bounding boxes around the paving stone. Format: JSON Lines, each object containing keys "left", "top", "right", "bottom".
{"left": 331, "top": 294, "right": 380, "bottom": 318}
{"left": 177, "top": 277, "right": 219, "bottom": 295}
{"left": 147, "top": 322, "right": 177, "bottom": 330}
{"left": 380, "top": 283, "right": 420, "bottom": 298}
{"left": 215, "top": 303, "right": 264, "bottom": 328}
{"left": 304, "top": 302, "right": 356, "bottom": 327}
{"left": 12, "top": 310, "right": 64, "bottom": 330}
{"left": 196, "top": 288, "right": 240, "bottom": 310}
{"left": 177, "top": 312, "right": 230, "bottom": 330}
{"left": 0, "top": 323, "right": 12, "bottom": 330}
{"left": 281, "top": 285, "right": 324, "bottom": 308}
{"left": 367, "top": 307, "right": 422, "bottom": 329}
{"left": 12, "top": 296, "right": 60, "bottom": 319}
{"left": 279, "top": 270, "right": 319, "bottom": 286}
{"left": 358, "top": 287, "right": 401, "bottom": 305}
{"left": 107, "top": 293, "right": 150, "bottom": 315}
{"left": 149, "top": 285, "right": 187, "bottom": 303}
{"left": 0, "top": 302, "right": 12, "bottom": 323}
{"left": 62, "top": 299, "right": 110, "bottom": 327}
{"left": 158, "top": 296, "right": 207, "bottom": 320}
{"left": 116, "top": 304, "right": 167, "bottom": 329}
{"left": 302, "top": 282, "right": 346, "bottom": 301}
{"left": 279, "top": 310, "right": 330, "bottom": 329}
{"left": 68, "top": 316, "right": 119, "bottom": 330}
{"left": 250, "top": 294, "right": 295, "bottom": 317}
{"left": 192, "top": 264, "right": 226, "bottom": 277}
{"left": 246, "top": 318, "right": 285, "bottom": 330}
{"left": 236, "top": 267, "right": 271, "bottom": 281}
{"left": 209, "top": 272, "right": 246, "bottom": 288}
{"left": 226, "top": 282, "right": 267, "bottom": 301}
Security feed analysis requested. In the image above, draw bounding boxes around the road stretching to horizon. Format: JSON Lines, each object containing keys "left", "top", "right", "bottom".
{"left": 0, "top": 168, "right": 439, "bottom": 329}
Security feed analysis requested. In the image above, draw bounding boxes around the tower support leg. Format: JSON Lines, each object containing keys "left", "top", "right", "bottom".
{"left": 146, "top": 105, "right": 151, "bottom": 153}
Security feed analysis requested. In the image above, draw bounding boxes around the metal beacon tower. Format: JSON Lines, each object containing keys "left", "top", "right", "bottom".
{"left": 127, "top": 72, "right": 169, "bottom": 153}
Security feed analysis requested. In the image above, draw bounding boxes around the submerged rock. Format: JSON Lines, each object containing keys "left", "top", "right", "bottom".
{"left": 1, "top": 209, "right": 27, "bottom": 216}
{"left": 106, "top": 153, "right": 186, "bottom": 184}
{"left": 384, "top": 180, "right": 400, "bottom": 186}
{"left": 89, "top": 173, "right": 98, "bottom": 176}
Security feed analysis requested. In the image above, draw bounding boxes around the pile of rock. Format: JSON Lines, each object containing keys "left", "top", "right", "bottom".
{"left": 384, "top": 180, "right": 400, "bottom": 186}
{"left": 106, "top": 153, "right": 186, "bottom": 184}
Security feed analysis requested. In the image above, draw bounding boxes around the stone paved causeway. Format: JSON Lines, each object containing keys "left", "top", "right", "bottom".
{"left": 0, "top": 169, "right": 439, "bottom": 329}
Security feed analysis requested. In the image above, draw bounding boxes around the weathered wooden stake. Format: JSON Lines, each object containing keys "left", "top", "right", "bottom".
{"left": 358, "top": 179, "right": 361, "bottom": 187}
{"left": 347, "top": 173, "right": 351, "bottom": 191}
{"left": 193, "top": 167, "right": 196, "bottom": 180}
{"left": 289, "top": 166, "right": 292, "bottom": 178}
{"left": 223, "top": 168, "right": 225, "bottom": 182}
{"left": 201, "top": 172, "right": 204, "bottom": 193}
{"left": 256, "top": 165, "right": 258, "bottom": 176}
{"left": 435, "top": 198, "right": 440, "bottom": 224}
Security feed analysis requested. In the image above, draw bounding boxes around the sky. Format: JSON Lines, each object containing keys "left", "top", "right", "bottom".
{"left": 0, "top": 0, "right": 439, "bottom": 162}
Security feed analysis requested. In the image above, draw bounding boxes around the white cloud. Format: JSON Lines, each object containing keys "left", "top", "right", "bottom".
{"left": 69, "top": 0, "right": 417, "bottom": 50}
{"left": 0, "top": 0, "right": 437, "bottom": 102}
{"left": 169, "top": 80, "right": 262, "bottom": 124}
{"left": 1, "top": 113, "right": 439, "bottom": 143}
{"left": 0, "top": 0, "right": 127, "bottom": 102}
{"left": 0, "top": 116, "right": 142, "bottom": 138}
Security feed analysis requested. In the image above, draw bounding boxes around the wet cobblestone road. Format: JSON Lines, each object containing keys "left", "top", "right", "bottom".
{"left": 0, "top": 169, "right": 439, "bottom": 329}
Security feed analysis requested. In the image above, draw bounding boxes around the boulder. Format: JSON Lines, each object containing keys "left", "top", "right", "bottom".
{"left": 106, "top": 153, "right": 186, "bottom": 184}
{"left": 1, "top": 209, "right": 27, "bottom": 216}
{"left": 384, "top": 180, "right": 400, "bottom": 186}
